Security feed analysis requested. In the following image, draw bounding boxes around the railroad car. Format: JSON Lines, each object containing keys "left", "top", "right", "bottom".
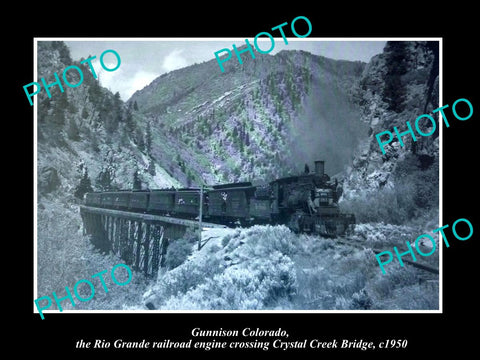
{"left": 100, "top": 192, "right": 116, "bottom": 208}
{"left": 147, "top": 189, "right": 176, "bottom": 215}
{"left": 113, "top": 191, "right": 131, "bottom": 210}
{"left": 129, "top": 190, "right": 149, "bottom": 212}
{"left": 83, "top": 160, "right": 355, "bottom": 237}
{"left": 174, "top": 189, "right": 206, "bottom": 218}
{"left": 249, "top": 198, "right": 272, "bottom": 222}
{"left": 207, "top": 183, "right": 255, "bottom": 225}
{"left": 85, "top": 192, "right": 102, "bottom": 207}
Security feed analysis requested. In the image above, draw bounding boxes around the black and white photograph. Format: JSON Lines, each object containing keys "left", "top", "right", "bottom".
{"left": 16, "top": 7, "right": 477, "bottom": 357}
{"left": 35, "top": 39, "right": 441, "bottom": 312}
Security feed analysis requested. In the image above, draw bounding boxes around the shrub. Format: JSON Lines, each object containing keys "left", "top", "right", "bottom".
{"left": 148, "top": 226, "right": 299, "bottom": 310}
{"left": 340, "top": 155, "right": 439, "bottom": 225}
{"left": 350, "top": 289, "right": 373, "bottom": 310}
{"left": 163, "top": 235, "right": 196, "bottom": 270}
{"left": 339, "top": 185, "right": 413, "bottom": 225}
{"left": 145, "top": 224, "right": 439, "bottom": 311}
{"left": 159, "top": 251, "right": 297, "bottom": 310}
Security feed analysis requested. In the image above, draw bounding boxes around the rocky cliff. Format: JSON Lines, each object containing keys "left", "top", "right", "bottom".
{"left": 36, "top": 41, "right": 180, "bottom": 202}
{"left": 340, "top": 41, "right": 439, "bottom": 224}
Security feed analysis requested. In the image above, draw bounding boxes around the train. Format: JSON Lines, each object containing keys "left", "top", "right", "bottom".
{"left": 84, "top": 160, "right": 355, "bottom": 237}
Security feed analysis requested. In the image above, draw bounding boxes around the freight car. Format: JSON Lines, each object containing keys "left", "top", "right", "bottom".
{"left": 84, "top": 160, "right": 355, "bottom": 237}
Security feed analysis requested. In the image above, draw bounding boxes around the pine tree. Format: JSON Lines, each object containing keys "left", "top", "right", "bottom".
{"left": 51, "top": 108, "right": 66, "bottom": 125}
{"left": 88, "top": 80, "right": 103, "bottom": 107}
{"left": 49, "top": 91, "right": 69, "bottom": 125}
{"left": 384, "top": 41, "right": 408, "bottom": 113}
{"left": 120, "top": 126, "right": 129, "bottom": 146}
{"left": 74, "top": 169, "right": 93, "bottom": 199}
{"left": 145, "top": 121, "right": 152, "bottom": 155}
{"left": 96, "top": 168, "right": 114, "bottom": 191}
{"left": 81, "top": 107, "right": 89, "bottom": 119}
{"left": 135, "top": 128, "right": 145, "bottom": 152}
{"left": 133, "top": 170, "right": 142, "bottom": 190}
{"left": 148, "top": 157, "right": 156, "bottom": 176}
{"left": 125, "top": 108, "right": 135, "bottom": 133}
{"left": 114, "top": 92, "right": 122, "bottom": 107}
{"left": 91, "top": 133, "right": 100, "bottom": 152}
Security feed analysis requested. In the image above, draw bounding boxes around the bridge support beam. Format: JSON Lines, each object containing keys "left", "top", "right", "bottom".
{"left": 79, "top": 206, "right": 226, "bottom": 278}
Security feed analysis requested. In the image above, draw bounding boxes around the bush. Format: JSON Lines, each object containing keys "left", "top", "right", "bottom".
{"left": 351, "top": 289, "right": 373, "bottom": 310}
{"left": 74, "top": 170, "right": 93, "bottom": 199}
{"left": 146, "top": 226, "right": 298, "bottom": 310}
{"left": 163, "top": 237, "right": 195, "bottom": 270}
{"left": 160, "top": 251, "right": 297, "bottom": 310}
{"left": 67, "top": 118, "right": 80, "bottom": 141}
{"left": 340, "top": 154, "right": 439, "bottom": 225}
{"left": 144, "top": 224, "right": 439, "bottom": 311}
{"left": 339, "top": 185, "right": 413, "bottom": 225}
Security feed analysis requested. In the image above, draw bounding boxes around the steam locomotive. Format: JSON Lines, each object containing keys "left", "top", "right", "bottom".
{"left": 84, "top": 160, "right": 355, "bottom": 237}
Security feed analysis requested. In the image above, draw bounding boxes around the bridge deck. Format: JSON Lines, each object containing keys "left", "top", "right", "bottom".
{"left": 80, "top": 206, "right": 227, "bottom": 229}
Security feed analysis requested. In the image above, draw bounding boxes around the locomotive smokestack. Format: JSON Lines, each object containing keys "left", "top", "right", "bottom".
{"left": 315, "top": 161, "right": 325, "bottom": 177}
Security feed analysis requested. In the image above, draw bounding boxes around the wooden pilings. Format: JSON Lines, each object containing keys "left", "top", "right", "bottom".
{"left": 79, "top": 206, "right": 226, "bottom": 278}
{"left": 80, "top": 210, "right": 170, "bottom": 278}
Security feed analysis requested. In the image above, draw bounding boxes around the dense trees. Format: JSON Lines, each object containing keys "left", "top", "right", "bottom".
{"left": 383, "top": 41, "right": 408, "bottom": 113}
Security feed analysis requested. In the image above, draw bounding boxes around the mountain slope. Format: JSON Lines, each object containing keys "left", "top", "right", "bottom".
{"left": 129, "top": 48, "right": 368, "bottom": 184}
{"left": 340, "top": 41, "right": 440, "bottom": 225}
{"left": 37, "top": 41, "right": 181, "bottom": 198}
{"left": 36, "top": 41, "right": 179, "bottom": 302}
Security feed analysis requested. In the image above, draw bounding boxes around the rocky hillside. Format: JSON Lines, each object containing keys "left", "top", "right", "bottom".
{"left": 37, "top": 41, "right": 181, "bottom": 202}
{"left": 34, "top": 40, "right": 440, "bottom": 311}
{"left": 36, "top": 41, "right": 180, "bottom": 300}
{"left": 340, "top": 41, "right": 439, "bottom": 225}
{"left": 128, "top": 47, "right": 368, "bottom": 184}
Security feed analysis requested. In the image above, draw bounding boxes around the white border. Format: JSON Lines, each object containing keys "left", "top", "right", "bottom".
{"left": 33, "top": 37, "right": 443, "bottom": 316}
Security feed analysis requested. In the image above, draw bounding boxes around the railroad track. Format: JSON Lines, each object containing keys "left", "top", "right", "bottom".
{"left": 335, "top": 237, "right": 439, "bottom": 275}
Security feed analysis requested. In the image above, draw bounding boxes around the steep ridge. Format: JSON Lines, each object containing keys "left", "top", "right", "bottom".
{"left": 37, "top": 41, "right": 180, "bottom": 201}
{"left": 128, "top": 47, "right": 367, "bottom": 184}
{"left": 340, "top": 41, "right": 440, "bottom": 225}
{"left": 34, "top": 40, "right": 440, "bottom": 311}
{"left": 138, "top": 42, "right": 441, "bottom": 311}
{"left": 36, "top": 41, "right": 179, "bottom": 302}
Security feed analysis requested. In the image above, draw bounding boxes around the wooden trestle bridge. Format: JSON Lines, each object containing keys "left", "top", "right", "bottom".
{"left": 80, "top": 206, "right": 225, "bottom": 278}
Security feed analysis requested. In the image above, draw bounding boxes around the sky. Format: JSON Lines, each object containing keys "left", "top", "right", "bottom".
{"left": 63, "top": 39, "right": 387, "bottom": 101}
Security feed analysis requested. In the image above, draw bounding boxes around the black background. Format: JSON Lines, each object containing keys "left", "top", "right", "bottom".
{"left": 14, "top": 4, "right": 477, "bottom": 357}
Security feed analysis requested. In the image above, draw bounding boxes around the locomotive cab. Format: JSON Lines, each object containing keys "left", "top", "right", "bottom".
{"left": 270, "top": 160, "right": 354, "bottom": 236}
